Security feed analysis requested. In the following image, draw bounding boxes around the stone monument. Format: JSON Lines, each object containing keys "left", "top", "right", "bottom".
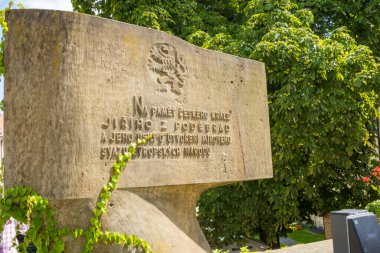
{"left": 4, "top": 10, "right": 272, "bottom": 252}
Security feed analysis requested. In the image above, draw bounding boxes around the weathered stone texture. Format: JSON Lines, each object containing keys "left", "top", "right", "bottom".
{"left": 5, "top": 10, "right": 272, "bottom": 252}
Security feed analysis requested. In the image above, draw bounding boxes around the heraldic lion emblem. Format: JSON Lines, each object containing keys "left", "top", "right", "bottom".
{"left": 148, "top": 43, "right": 188, "bottom": 103}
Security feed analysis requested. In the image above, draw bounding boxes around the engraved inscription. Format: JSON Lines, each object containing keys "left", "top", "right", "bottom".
{"left": 148, "top": 43, "right": 188, "bottom": 103}
{"left": 100, "top": 95, "right": 232, "bottom": 160}
{"left": 98, "top": 38, "right": 131, "bottom": 83}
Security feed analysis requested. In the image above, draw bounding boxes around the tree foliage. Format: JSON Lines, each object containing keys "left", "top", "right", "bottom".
{"left": 297, "top": 0, "right": 380, "bottom": 56}
{"left": 76, "top": 0, "right": 380, "bottom": 248}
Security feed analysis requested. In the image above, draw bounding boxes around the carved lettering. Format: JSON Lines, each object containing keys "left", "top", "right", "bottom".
{"left": 100, "top": 96, "right": 233, "bottom": 160}
{"left": 133, "top": 96, "right": 148, "bottom": 117}
{"left": 120, "top": 117, "right": 127, "bottom": 130}
{"left": 139, "top": 146, "right": 181, "bottom": 159}
{"left": 183, "top": 146, "right": 210, "bottom": 158}
{"left": 100, "top": 146, "right": 130, "bottom": 160}
{"left": 160, "top": 121, "right": 167, "bottom": 131}
{"left": 150, "top": 106, "right": 175, "bottom": 118}
{"left": 100, "top": 132, "right": 107, "bottom": 143}
{"left": 178, "top": 108, "right": 208, "bottom": 120}
{"left": 201, "top": 135, "right": 230, "bottom": 145}
{"left": 210, "top": 111, "right": 230, "bottom": 122}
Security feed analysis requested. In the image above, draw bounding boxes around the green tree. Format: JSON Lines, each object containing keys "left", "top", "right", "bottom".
{"left": 297, "top": 0, "right": 380, "bottom": 56}
{"left": 198, "top": 1, "right": 380, "bottom": 247}
{"left": 70, "top": 0, "right": 379, "bottom": 248}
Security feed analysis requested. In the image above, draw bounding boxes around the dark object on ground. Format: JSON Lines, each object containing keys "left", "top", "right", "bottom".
{"left": 308, "top": 227, "right": 324, "bottom": 235}
{"left": 331, "top": 209, "right": 380, "bottom": 253}
{"left": 280, "top": 237, "right": 298, "bottom": 247}
{"left": 347, "top": 212, "right": 380, "bottom": 253}
{"left": 331, "top": 209, "right": 367, "bottom": 253}
{"left": 16, "top": 234, "right": 37, "bottom": 253}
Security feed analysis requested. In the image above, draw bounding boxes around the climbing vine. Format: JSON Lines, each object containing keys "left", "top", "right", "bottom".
{"left": 1, "top": 1, "right": 23, "bottom": 112}
{"left": 0, "top": 136, "right": 153, "bottom": 253}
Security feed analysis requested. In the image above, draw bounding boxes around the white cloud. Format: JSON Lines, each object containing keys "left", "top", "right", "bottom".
{"left": 17, "top": 0, "right": 73, "bottom": 11}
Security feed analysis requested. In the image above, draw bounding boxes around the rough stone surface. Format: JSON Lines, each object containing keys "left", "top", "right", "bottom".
{"left": 4, "top": 10, "right": 272, "bottom": 253}
{"left": 272, "top": 240, "right": 333, "bottom": 253}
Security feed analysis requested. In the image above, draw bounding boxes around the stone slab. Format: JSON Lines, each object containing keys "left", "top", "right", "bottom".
{"left": 4, "top": 9, "right": 272, "bottom": 253}
{"left": 5, "top": 9, "right": 272, "bottom": 200}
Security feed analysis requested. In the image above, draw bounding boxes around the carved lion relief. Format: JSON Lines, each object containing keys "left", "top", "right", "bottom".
{"left": 148, "top": 43, "right": 188, "bottom": 103}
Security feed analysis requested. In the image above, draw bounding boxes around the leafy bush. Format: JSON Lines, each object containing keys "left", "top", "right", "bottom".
{"left": 366, "top": 200, "right": 380, "bottom": 218}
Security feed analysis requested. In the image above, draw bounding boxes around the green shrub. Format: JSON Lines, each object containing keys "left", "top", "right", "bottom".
{"left": 366, "top": 200, "right": 380, "bottom": 218}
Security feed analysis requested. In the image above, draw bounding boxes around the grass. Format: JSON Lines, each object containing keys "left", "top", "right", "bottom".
{"left": 287, "top": 229, "right": 325, "bottom": 244}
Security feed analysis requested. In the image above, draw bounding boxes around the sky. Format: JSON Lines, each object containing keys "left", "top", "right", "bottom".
{"left": 0, "top": 0, "right": 73, "bottom": 100}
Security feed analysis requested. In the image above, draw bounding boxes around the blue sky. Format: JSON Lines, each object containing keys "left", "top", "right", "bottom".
{"left": 0, "top": 0, "right": 73, "bottom": 100}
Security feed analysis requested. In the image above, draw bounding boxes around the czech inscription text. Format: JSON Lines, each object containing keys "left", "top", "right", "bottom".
{"left": 100, "top": 96, "right": 232, "bottom": 160}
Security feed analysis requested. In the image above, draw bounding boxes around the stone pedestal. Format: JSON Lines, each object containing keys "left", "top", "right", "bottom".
{"left": 4, "top": 10, "right": 272, "bottom": 252}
